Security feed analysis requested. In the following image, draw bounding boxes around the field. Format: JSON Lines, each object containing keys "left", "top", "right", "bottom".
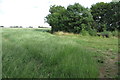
{"left": 1, "top": 28, "right": 118, "bottom": 78}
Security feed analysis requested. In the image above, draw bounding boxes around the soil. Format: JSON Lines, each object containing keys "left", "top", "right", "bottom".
{"left": 89, "top": 47, "right": 118, "bottom": 78}
{"left": 98, "top": 49, "right": 118, "bottom": 78}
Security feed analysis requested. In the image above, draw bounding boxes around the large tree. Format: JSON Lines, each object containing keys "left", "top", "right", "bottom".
{"left": 45, "top": 5, "right": 67, "bottom": 33}
{"left": 65, "top": 3, "right": 94, "bottom": 33}
{"left": 106, "top": 2, "right": 120, "bottom": 31}
{"left": 112, "top": 0, "right": 120, "bottom": 2}
{"left": 91, "top": 2, "right": 120, "bottom": 32}
{"left": 45, "top": 3, "right": 94, "bottom": 33}
{"left": 91, "top": 2, "right": 109, "bottom": 32}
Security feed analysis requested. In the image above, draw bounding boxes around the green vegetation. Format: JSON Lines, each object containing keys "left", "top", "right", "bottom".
{"left": 0, "top": 28, "right": 2, "bottom": 79}
{"left": 45, "top": 2, "right": 120, "bottom": 34}
{"left": 91, "top": 2, "right": 120, "bottom": 32}
{"left": 1, "top": 0, "right": 119, "bottom": 79}
{"left": 2, "top": 28, "right": 118, "bottom": 78}
{"left": 45, "top": 3, "right": 94, "bottom": 33}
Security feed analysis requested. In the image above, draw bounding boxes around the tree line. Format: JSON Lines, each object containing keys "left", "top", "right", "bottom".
{"left": 45, "top": 1, "right": 120, "bottom": 35}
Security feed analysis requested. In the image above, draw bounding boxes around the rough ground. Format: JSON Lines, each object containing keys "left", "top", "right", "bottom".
{"left": 98, "top": 49, "right": 118, "bottom": 78}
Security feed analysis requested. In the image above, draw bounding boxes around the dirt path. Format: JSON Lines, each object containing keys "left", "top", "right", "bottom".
{"left": 88, "top": 47, "right": 118, "bottom": 78}
{"left": 97, "top": 49, "right": 118, "bottom": 78}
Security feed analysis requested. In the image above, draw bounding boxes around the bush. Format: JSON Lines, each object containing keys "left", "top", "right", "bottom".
{"left": 112, "top": 30, "right": 118, "bottom": 37}
{"left": 0, "top": 26, "right": 4, "bottom": 28}
{"left": 88, "top": 29, "right": 97, "bottom": 36}
{"left": 81, "top": 30, "right": 90, "bottom": 36}
{"left": 101, "top": 31, "right": 112, "bottom": 38}
{"left": 29, "top": 26, "right": 33, "bottom": 28}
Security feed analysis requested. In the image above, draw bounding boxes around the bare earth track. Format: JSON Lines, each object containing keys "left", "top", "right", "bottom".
{"left": 97, "top": 49, "right": 118, "bottom": 78}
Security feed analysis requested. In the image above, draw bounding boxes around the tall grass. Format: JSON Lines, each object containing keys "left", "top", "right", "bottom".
{"left": 2, "top": 28, "right": 118, "bottom": 78}
{"left": 0, "top": 28, "right": 2, "bottom": 79}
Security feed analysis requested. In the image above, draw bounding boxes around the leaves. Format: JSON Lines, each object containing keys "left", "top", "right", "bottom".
{"left": 46, "top": 3, "right": 94, "bottom": 33}
{"left": 91, "top": 2, "right": 120, "bottom": 32}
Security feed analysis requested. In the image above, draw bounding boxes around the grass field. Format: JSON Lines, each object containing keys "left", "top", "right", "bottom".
{"left": 0, "top": 28, "right": 2, "bottom": 79}
{"left": 1, "top": 28, "right": 118, "bottom": 78}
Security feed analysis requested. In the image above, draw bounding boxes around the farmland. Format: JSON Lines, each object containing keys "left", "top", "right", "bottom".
{"left": 1, "top": 28, "right": 118, "bottom": 78}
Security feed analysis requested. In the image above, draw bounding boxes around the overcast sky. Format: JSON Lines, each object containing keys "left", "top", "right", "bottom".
{"left": 0, "top": 0, "right": 112, "bottom": 28}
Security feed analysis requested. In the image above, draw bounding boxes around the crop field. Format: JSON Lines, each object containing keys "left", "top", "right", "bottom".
{"left": 1, "top": 28, "right": 118, "bottom": 78}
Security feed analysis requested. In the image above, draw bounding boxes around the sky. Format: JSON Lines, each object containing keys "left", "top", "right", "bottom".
{"left": 0, "top": 0, "right": 112, "bottom": 28}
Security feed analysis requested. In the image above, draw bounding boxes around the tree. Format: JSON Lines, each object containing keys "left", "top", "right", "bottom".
{"left": 112, "top": 0, "right": 120, "bottom": 2}
{"left": 91, "top": 2, "right": 120, "bottom": 32}
{"left": 45, "top": 5, "right": 67, "bottom": 33}
{"left": 45, "top": 3, "right": 94, "bottom": 33}
{"left": 0, "top": 26, "right": 4, "bottom": 28}
{"left": 106, "top": 2, "right": 120, "bottom": 31}
{"left": 91, "top": 2, "right": 109, "bottom": 32}
{"left": 65, "top": 3, "right": 94, "bottom": 33}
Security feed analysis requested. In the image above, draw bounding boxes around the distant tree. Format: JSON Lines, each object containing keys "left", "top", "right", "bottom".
{"left": 66, "top": 3, "right": 94, "bottom": 33}
{"left": 45, "top": 5, "right": 67, "bottom": 33}
{"left": 19, "top": 26, "right": 22, "bottom": 28}
{"left": 106, "top": 2, "right": 120, "bottom": 31}
{"left": 38, "top": 26, "right": 41, "bottom": 28}
{"left": 91, "top": 2, "right": 120, "bottom": 31}
{"left": 16, "top": 26, "right": 19, "bottom": 28}
{"left": 112, "top": 0, "right": 120, "bottom": 2}
{"left": 46, "top": 3, "right": 94, "bottom": 33}
{"left": 46, "top": 2, "right": 119, "bottom": 33}
{"left": 29, "top": 26, "right": 33, "bottom": 28}
{"left": 91, "top": 2, "right": 109, "bottom": 32}
{"left": 0, "top": 26, "right": 4, "bottom": 28}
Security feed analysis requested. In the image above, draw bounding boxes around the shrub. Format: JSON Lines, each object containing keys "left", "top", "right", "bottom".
{"left": 101, "top": 31, "right": 112, "bottom": 38}
{"left": 81, "top": 30, "right": 90, "bottom": 36}
{"left": 29, "top": 26, "right": 33, "bottom": 28}
{"left": 119, "top": 31, "right": 120, "bottom": 38}
{"left": 19, "top": 26, "right": 22, "bottom": 28}
{"left": 0, "top": 26, "right": 4, "bottom": 28}
{"left": 88, "top": 29, "right": 97, "bottom": 36}
{"left": 112, "top": 30, "right": 118, "bottom": 37}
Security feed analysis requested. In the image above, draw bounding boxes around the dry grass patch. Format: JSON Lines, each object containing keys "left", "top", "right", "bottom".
{"left": 54, "top": 31, "right": 78, "bottom": 36}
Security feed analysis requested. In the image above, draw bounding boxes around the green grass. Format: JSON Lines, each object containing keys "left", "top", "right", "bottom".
{"left": 0, "top": 28, "right": 2, "bottom": 79}
{"left": 1, "top": 28, "right": 118, "bottom": 78}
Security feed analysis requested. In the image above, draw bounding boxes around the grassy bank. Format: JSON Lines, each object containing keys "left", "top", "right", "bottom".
{"left": 2, "top": 28, "right": 118, "bottom": 78}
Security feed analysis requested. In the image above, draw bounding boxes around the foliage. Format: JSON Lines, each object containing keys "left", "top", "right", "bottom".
{"left": 45, "top": 1, "right": 120, "bottom": 35}
{"left": 101, "top": 30, "right": 112, "bottom": 38}
{"left": 112, "top": 30, "right": 118, "bottom": 37}
{"left": 81, "top": 30, "right": 90, "bottom": 36}
{"left": 29, "top": 26, "right": 33, "bottom": 28}
{"left": 91, "top": 1, "right": 120, "bottom": 32}
{"left": 46, "top": 3, "right": 94, "bottom": 33}
{"left": 0, "top": 26, "right": 4, "bottom": 28}
{"left": 112, "top": 0, "right": 120, "bottom": 2}
{"left": 106, "top": 2, "right": 120, "bottom": 31}
{"left": 88, "top": 29, "right": 97, "bottom": 36}
{"left": 10, "top": 26, "right": 22, "bottom": 28}
{"left": 91, "top": 2, "right": 109, "bottom": 32}
{"left": 45, "top": 5, "right": 67, "bottom": 33}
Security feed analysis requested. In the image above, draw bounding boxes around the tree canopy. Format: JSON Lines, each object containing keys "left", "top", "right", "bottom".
{"left": 91, "top": 1, "right": 120, "bottom": 32}
{"left": 45, "top": 2, "right": 120, "bottom": 33}
{"left": 46, "top": 3, "right": 94, "bottom": 33}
